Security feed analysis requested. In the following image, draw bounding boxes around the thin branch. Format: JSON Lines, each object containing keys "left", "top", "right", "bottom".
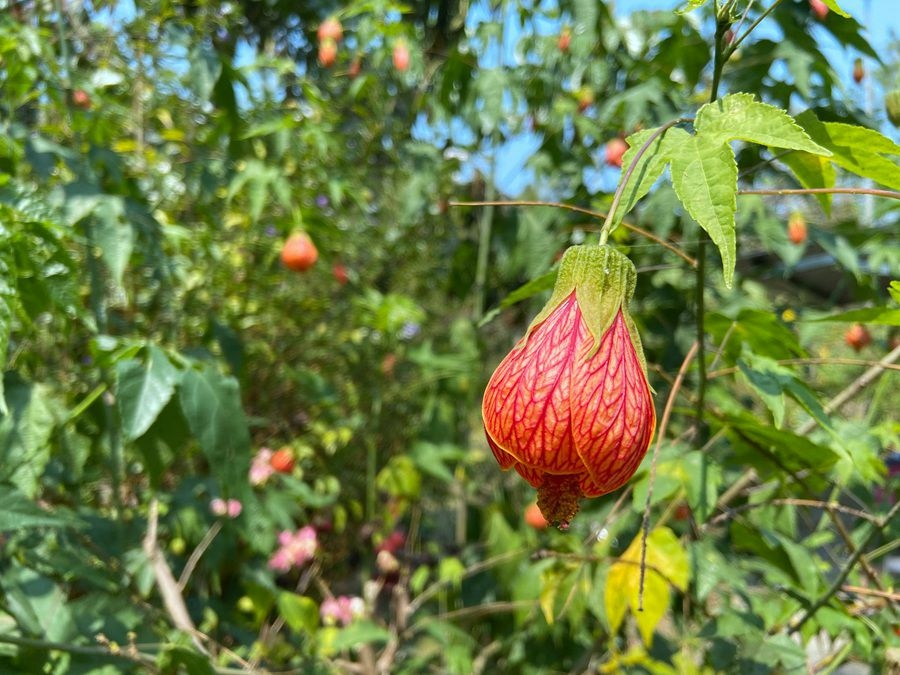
{"left": 178, "top": 520, "right": 223, "bottom": 591}
{"left": 841, "top": 585, "right": 900, "bottom": 602}
{"left": 737, "top": 149, "right": 794, "bottom": 179}
{"left": 787, "top": 499, "right": 900, "bottom": 634}
{"left": 450, "top": 198, "right": 602, "bottom": 220}
{"left": 639, "top": 340, "right": 699, "bottom": 609}
{"left": 708, "top": 357, "right": 900, "bottom": 379}
{"left": 411, "top": 600, "right": 537, "bottom": 628}
{"left": 709, "top": 321, "right": 736, "bottom": 372}
{"left": 727, "top": 0, "right": 756, "bottom": 46}
{"left": 797, "top": 343, "right": 900, "bottom": 436}
{"left": 694, "top": 239, "right": 707, "bottom": 446}
{"left": 584, "top": 485, "right": 633, "bottom": 547}
{"left": 142, "top": 499, "right": 208, "bottom": 655}
{"left": 449, "top": 200, "right": 698, "bottom": 268}
{"left": 707, "top": 498, "right": 882, "bottom": 527}
{"left": 827, "top": 507, "right": 890, "bottom": 604}
{"left": 739, "top": 187, "right": 900, "bottom": 200}
{"left": 406, "top": 549, "right": 525, "bottom": 617}
{"left": 0, "top": 634, "right": 157, "bottom": 670}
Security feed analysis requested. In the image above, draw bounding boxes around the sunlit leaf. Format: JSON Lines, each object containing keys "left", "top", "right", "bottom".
{"left": 669, "top": 134, "right": 737, "bottom": 287}
{"left": 804, "top": 306, "right": 900, "bottom": 326}
{"left": 796, "top": 111, "right": 900, "bottom": 191}
{"left": 116, "top": 345, "right": 181, "bottom": 442}
{"left": 0, "top": 376, "right": 56, "bottom": 498}
{"left": 695, "top": 93, "right": 830, "bottom": 156}
{"left": 276, "top": 593, "right": 318, "bottom": 635}
{"left": 0, "top": 487, "right": 81, "bottom": 531}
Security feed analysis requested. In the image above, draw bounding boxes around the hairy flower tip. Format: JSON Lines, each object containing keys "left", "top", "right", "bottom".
{"left": 482, "top": 245, "right": 656, "bottom": 525}
{"left": 537, "top": 474, "right": 581, "bottom": 529}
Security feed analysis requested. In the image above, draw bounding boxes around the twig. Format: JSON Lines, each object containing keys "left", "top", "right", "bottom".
{"left": 178, "top": 520, "right": 223, "bottom": 591}
{"left": 787, "top": 499, "right": 900, "bottom": 634}
{"left": 694, "top": 238, "right": 707, "bottom": 446}
{"left": 639, "top": 340, "right": 699, "bottom": 610}
{"left": 728, "top": 0, "right": 785, "bottom": 53}
{"left": 472, "top": 640, "right": 503, "bottom": 675}
{"left": 706, "top": 498, "right": 882, "bottom": 527}
{"left": 142, "top": 499, "right": 208, "bottom": 655}
{"left": 841, "top": 585, "right": 900, "bottom": 602}
{"left": 739, "top": 187, "right": 900, "bottom": 200}
{"left": 827, "top": 507, "right": 890, "bottom": 604}
{"left": 709, "top": 321, "right": 736, "bottom": 371}
{"left": 0, "top": 633, "right": 158, "bottom": 670}
{"left": 448, "top": 200, "right": 697, "bottom": 268}
{"left": 405, "top": 549, "right": 525, "bottom": 617}
{"left": 797, "top": 343, "right": 900, "bottom": 436}
{"left": 585, "top": 485, "right": 633, "bottom": 547}
{"left": 411, "top": 600, "right": 537, "bottom": 627}
{"left": 708, "top": 357, "right": 900, "bottom": 379}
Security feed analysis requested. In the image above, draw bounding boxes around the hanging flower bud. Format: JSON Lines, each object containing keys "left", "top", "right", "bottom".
{"left": 482, "top": 245, "right": 655, "bottom": 528}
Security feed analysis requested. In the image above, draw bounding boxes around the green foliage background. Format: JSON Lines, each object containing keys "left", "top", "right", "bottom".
{"left": 0, "top": 0, "right": 898, "bottom": 672}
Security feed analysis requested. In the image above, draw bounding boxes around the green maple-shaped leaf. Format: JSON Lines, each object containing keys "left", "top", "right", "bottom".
{"left": 695, "top": 93, "right": 831, "bottom": 156}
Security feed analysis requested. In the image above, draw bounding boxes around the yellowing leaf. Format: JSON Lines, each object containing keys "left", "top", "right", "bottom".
{"left": 604, "top": 527, "right": 689, "bottom": 646}
{"left": 603, "top": 557, "right": 631, "bottom": 635}
{"left": 821, "top": 0, "right": 850, "bottom": 18}
{"left": 160, "top": 128, "right": 185, "bottom": 142}
{"left": 112, "top": 138, "right": 138, "bottom": 153}
{"left": 539, "top": 567, "right": 561, "bottom": 625}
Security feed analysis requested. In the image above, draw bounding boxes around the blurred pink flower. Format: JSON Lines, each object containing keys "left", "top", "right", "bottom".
{"left": 210, "top": 498, "right": 227, "bottom": 516}
{"left": 320, "top": 595, "right": 365, "bottom": 626}
{"left": 211, "top": 498, "right": 243, "bottom": 519}
{"left": 226, "top": 499, "right": 242, "bottom": 518}
{"left": 250, "top": 447, "right": 275, "bottom": 485}
{"left": 268, "top": 526, "right": 318, "bottom": 572}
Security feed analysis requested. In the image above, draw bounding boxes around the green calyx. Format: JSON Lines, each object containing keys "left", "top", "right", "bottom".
{"left": 524, "top": 245, "right": 648, "bottom": 369}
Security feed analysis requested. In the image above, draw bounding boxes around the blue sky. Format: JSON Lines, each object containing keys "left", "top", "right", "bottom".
{"left": 448, "top": 0, "right": 898, "bottom": 197}
{"left": 93, "top": 0, "right": 898, "bottom": 199}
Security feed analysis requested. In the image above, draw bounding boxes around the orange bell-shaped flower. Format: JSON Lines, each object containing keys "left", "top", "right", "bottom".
{"left": 482, "top": 245, "right": 655, "bottom": 528}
